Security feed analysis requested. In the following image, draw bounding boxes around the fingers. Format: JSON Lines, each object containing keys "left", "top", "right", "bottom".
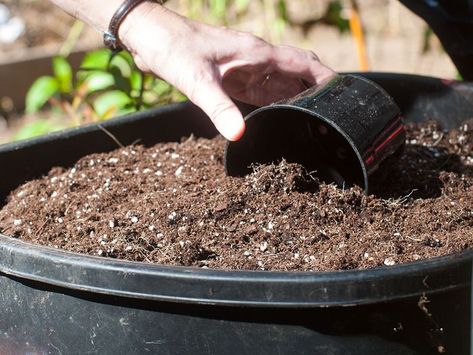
{"left": 221, "top": 34, "right": 335, "bottom": 86}
{"left": 225, "top": 37, "right": 336, "bottom": 86}
{"left": 223, "top": 70, "right": 306, "bottom": 106}
{"left": 267, "top": 45, "right": 336, "bottom": 85}
{"left": 188, "top": 78, "right": 246, "bottom": 141}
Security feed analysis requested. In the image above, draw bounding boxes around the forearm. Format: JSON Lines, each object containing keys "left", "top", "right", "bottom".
{"left": 50, "top": 0, "right": 125, "bottom": 32}
{"left": 51, "top": 0, "right": 177, "bottom": 54}
{"left": 50, "top": 0, "right": 170, "bottom": 44}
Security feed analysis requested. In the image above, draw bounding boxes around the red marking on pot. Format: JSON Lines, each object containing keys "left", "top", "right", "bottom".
{"left": 364, "top": 119, "right": 405, "bottom": 166}
{"left": 370, "top": 116, "right": 404, "bottom": 147}
{"left": 365, "top": 155, "right": 375, "bottom": 165}
{"left": 363, "top": 116, "right": 401, "bottom": 160}
{"left": 374, "top": 124, "right": 405, "bottom": 154}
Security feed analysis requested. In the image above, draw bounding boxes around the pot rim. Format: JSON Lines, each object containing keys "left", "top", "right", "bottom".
{"left": 0, "top": 233, "right": 470, "bottom": 307}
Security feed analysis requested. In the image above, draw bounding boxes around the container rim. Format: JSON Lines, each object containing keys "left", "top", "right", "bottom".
{"left": 0, "top": 233, "right": 470, "bottom": 307}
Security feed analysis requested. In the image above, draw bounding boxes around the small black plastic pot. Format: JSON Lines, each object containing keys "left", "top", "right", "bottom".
{"left": 225, "top": 74, "right": 406, "bottom": 193}
{"left": 0, "top": 73, "right": 472, "bottom": 355}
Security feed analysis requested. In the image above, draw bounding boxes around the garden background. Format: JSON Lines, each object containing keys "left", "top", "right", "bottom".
{"left": 0, "top": 0, "right": 458, "bottom": 144}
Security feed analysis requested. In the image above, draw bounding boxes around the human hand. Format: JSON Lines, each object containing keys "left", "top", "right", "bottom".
{"left": 121, "top": 3, "right": 335, "bottom": 141}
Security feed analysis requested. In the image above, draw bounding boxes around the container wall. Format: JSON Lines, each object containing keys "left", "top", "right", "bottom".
{"left": 0, "top": 273, "right": 469, "bottom": 354}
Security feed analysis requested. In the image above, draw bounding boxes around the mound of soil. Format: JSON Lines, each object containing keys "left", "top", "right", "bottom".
{"left": 0, "top": 120, "right": 472, "bottom": 271}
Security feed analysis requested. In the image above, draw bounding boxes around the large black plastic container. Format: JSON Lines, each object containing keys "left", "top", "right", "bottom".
{"left": 0, "top": 73, "right": 472, "bottom": 355}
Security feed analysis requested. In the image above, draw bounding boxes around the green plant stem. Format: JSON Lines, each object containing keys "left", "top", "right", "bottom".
{"left": 59, "top": 20, "right": 85, "bottom": 57}
{"left": 136, "top": 71, "right": 146, "bottom": 111}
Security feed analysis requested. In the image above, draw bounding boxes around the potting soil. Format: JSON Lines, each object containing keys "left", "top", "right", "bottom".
{"left": 0, "top": 120, "right": 472, "bottom": 271}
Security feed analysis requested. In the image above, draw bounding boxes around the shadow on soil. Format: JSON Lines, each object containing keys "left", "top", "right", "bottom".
{"left": 370, "top": 145, "right": 472, "bottom": 200}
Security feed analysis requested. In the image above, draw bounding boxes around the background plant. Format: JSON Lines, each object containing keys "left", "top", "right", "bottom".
{"left": 20, "top": 49, "right": 185, "bottom": 140}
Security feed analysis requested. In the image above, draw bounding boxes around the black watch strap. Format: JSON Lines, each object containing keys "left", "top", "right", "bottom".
{"left": 104, "top": 0, "right": 163, "bottom": 52}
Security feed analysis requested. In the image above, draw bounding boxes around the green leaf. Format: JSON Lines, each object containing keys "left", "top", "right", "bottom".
{"left": 117, "top": 51, "right": 135, "bottom": 67}
{"left": 13, "top": 120, "right": 64, "bottom": 141}
{"left": 130, "top": 71, "right": 143, "bottom": 92}
{"left": 93, "top": 90, "right": 133, "bottom": 119}
{"left": 83, "top": 71, "right": 115, "bottom": 93}
{"left": 152, "top": 79, "right": 173, "bottom": 96}
{"left": 53, "top": 56, "right": 73, "bottom": 93}
{"left": 171, "top": 89, "right": 187, "bottom": 102}
{"left": 109, "top": 66, "right": 132, "bottom": 94}
{"left": 110, "top": 53, "right": 134, "bottom": 77}
{"left": 80, "top": 49, "right": 112, "bottom": 71}
{"left": 25, "top": 76, "right": 59, "bottom": 113}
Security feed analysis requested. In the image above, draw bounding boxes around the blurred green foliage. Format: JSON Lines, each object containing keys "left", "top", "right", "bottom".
{"left": 184, "top": 0, "right": 350, "bottom": 36}
{"left": 422, "top": 26, "right": 434, "bottom": 54}
{"left": 182, "top": 0, "right": 292, "bottom": 38}
{"left": 22, "top": 49, "right": 185, "bottom": 140}
{"left": 325, "top": 1, "right": 350, "bottom": 33}
{"left": 13, "top": 119, "right": 66, "bottom": 141}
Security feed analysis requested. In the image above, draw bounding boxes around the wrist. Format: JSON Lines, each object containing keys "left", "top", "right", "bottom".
{"left": 118, "top": 1, "right": 172, "bottom": 54}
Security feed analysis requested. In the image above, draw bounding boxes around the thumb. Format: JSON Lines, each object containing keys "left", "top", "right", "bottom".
{"left": 189, "top": 79, "right": 246, "bottom": 141}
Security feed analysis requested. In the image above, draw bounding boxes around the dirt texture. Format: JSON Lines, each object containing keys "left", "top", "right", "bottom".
{"left": 0, "top": 120, "right": 472, "bottom": 271}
